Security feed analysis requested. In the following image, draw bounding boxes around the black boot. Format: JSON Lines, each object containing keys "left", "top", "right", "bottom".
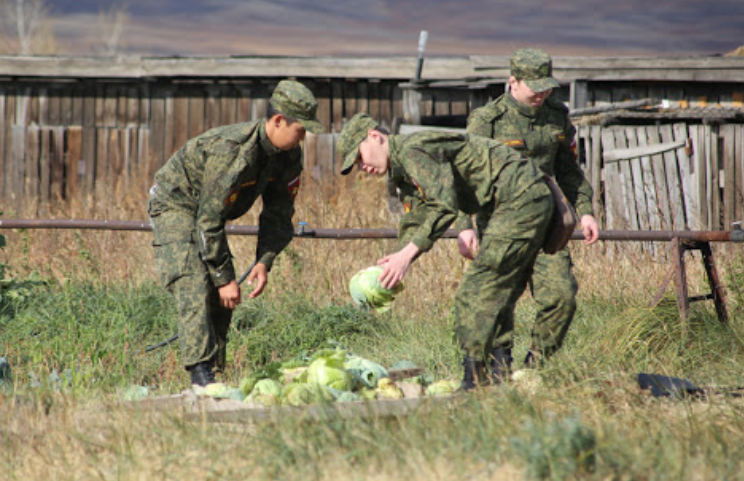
{"left": 188, "top": 360, "right": 216, "bottom": 387}
{"left": 488, "top": 347, "right": 513, "bottom": 384}
{"left": 460, "top": 356, "right": 486, "bottom": 392}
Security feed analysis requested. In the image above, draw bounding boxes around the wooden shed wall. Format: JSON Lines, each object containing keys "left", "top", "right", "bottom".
{"left": 0, "top": 77, "right": 404, "bottom": 212}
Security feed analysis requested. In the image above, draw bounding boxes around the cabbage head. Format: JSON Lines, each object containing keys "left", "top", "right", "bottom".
{"left": 281, "top": 383, "right": 335, "bottom": 406}
{"left": 344, "top": 355, "right": 388, "bottom": 389}
{"left": 306, "top": 350, "right": 353, "bottom": 391}
{"left": 375, "top": 378, "right": 404, "bottom": 399}
{"left": 349, "top": 266, "right": 404, "bottom": 313}
{"left": 425, "top": 379, "right": 461, "bottom": 397}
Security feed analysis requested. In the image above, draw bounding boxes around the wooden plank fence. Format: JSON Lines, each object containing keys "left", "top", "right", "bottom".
{"left": 577, "top": 123, "right": 744, "bottom": 234}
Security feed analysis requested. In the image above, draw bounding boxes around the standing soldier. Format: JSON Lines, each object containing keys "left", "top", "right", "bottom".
{"left": 457, "top": 48, "right": 599, "bottom": 372}
{"left": 339, "top": 113, "right": 555, "bottom": 390}
{"left": 148, "top": 80, "right": 324, "bottom": 386}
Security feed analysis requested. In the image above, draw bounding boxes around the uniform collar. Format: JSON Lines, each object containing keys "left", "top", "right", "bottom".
{"left": 259, "top": 120, "right": 283, "bottom": 156}
{"left": 506, "top": 92, "right": 540, "bottom": 118}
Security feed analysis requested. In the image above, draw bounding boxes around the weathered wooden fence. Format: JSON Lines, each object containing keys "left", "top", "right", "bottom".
{"left": 0, "top": 78, "right": 405, "bottom": 212}
{"left": 577, "top": 123, "right": 744, "bottom": 232}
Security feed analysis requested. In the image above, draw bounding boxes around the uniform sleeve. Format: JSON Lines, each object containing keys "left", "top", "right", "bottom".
{"left": 554, "top": 119, "right": 594, "bottom": 218}
{"left": 399, "top": 148, "right": 459, "bottom": 252}
{"left": 195, "top": 139, "right": 244, "bottom": 287}
{"left": 466, "top": 108, "right": 494, "bottom": 139}
{"left": 256, "top": 154, "right": 302, "bottom": 270}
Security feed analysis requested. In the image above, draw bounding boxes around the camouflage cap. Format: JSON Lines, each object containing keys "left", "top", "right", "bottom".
{"left": 510, "top": 48, "right": 560, "bottom": 93}
{"left": 338, "top": 113, "right": 379, "bottom": 175}
{"left": 269, "top": 80, "right": 326, "bottom": 134}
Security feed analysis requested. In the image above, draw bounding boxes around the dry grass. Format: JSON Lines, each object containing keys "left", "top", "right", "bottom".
{"left": 2, "top": 168, "right": 727, "bottom": 315}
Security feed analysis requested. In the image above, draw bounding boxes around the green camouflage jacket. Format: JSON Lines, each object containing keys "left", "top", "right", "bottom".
{"left": 456, "top": 93, "right": 593, "bottom": 231}
{"left": 388, "top": 131, "right": 542, "bottom": 252}
{"left": 149, "top": 120, "right": 302, "bottom": 286}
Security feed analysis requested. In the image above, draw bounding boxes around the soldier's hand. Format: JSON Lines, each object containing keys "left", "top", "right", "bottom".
{"left": 247, "top": 262, "right": 269, "bottom": 299}
{"left": 377, "top": 242, "right": 420, "bottom": 289}
{"left": 457, "top": 229, "right": 479, "bottom": 260}
{"left": 581, "top": 215, "right": 600, "bottom": 245}
{"left": 218, "top": 280, "right": 241, "bottom": 310}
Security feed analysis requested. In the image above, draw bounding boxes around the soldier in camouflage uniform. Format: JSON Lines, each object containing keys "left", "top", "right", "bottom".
{"left": 457, "top": 48, "right": 600, "bottom": 371}
{"left": 148, "top": 80, "right": 324, "bottom": 386}
{"left": 338, "top": 113, "right": 554, "bottom": 390}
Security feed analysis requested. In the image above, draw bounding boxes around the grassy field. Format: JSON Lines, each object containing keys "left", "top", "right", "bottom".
{"left": 2, "top": 174, "right": 744, "bottom": 480}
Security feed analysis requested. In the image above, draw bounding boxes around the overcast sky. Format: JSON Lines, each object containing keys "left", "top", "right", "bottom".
{"left": 45, "top": 0, "right": 744, "bottom": 57}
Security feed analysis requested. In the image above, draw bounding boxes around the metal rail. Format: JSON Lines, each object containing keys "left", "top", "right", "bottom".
{"left": 1, "top": 219, "right": 743, "bottom": 243}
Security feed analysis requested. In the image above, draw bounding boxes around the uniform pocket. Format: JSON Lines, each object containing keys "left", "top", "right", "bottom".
{"left": 153, "top": 239, "right": 198, "bottom": 288}
{"left": 474, "top": 236, "right": 533, "bottom": 275}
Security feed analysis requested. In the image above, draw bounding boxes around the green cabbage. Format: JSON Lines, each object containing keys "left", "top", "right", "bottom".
{"left": 344, "top": 355, "right": 389, "bottom": 389}
{"left": 349, "top": 266, "right": 404, "bottom": 313}
{"left": 281, "top": 383, "right": 335, "bottom": 406}
{"left": 306, "top": 350, "right": 353, "bottom": 391}
{"left": 425, "top": 379, "right": 461, "bottom": 397}
{"left": 375, "top": 378, "right": 404, "bottom": 399}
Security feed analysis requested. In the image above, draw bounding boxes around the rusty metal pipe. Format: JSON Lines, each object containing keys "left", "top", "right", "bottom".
{"left": 0, "top": 219, "right": 742, "bottom": 242}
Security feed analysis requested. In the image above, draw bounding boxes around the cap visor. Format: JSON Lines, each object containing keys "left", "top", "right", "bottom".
{"left": 525, "top": 77, "right": 560, "bottom": 93}
{"left": 340, "top": 149, "right": 359, "bottom": 175}
{"left": 300, "top": 119, "right": 326, "bottom": 134}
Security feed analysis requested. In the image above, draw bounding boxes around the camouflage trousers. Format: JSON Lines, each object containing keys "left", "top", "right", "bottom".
{"left": 527, "top": 248, "right": 578, "bottom": 358}
{"left": 453, "top": 172, "right": 553, "bottom": 361}
{"left": 149, "top": 204, "right": 231, "bottom": 370}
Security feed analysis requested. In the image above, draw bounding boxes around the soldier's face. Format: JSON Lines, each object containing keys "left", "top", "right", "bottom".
{"left": 269, "top": 116, "right": 307, "bottom": 150}
{"left": 510, "top": 77, "right": 552, "bottom": 107}
{"left": 356, "top": 131, "right": 389, "bottom": 175}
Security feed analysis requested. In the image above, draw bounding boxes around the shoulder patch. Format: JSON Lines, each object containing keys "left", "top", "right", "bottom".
{"left": 288, "top": 176, "right": 300, "bottom": 199}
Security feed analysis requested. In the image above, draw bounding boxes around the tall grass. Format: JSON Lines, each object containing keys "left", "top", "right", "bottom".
{"left": 2, "top": 172, "right": 744, "bottom": 480}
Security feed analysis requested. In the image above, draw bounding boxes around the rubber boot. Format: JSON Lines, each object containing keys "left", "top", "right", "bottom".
{"left": 188, "top": 360, "right": 216, "bottom": 387}
{"left": 488, "top": 347, "right": 513, "bottom": 384}
{"left": 460, "top": 356, "right": 486, "bottom": 392}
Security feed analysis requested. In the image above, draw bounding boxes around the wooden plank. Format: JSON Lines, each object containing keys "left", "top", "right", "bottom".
{"left": 109, "top": 128, "right": 122, "bottom": 187}
{"left": 205, "top": 85, "right": 221, "bottom": 131}
{"left": 343, "top": 80, "right": 358, "bottom": 122}
{"left": 721, "top": 124, "right": 736, "bottom": 229}
{"left": 602, "top": 139, "right": 687, "bottom": 162}
{"left": 392, "top": 82, "right": 405, "bottom": 119}
{"left": 315, "top": 133, "right": 336, "bottom": 181}
{"left": 188, "top": 89, "right": 205, "bottom": 139}
{"left": 138, "top": 127, "right": 151, "bottom": 191}
{"left": 9, "top": 126, "right": 26, "bottom": 211}
{"left": 708, "top": 130, "right": 720, "bottom": 230}
{"left": 173, "top": 90, "right": 189, "bottom": 151}
{"left": 126, "top": 87, "right": 140, "bottom": 126}
{"left": 117, "top": 85, "right": 128, "bottom": 126}
{"left": 657, "top": 124, "right": 685, "bottom": 230}
{"left": 367, "top": 80, "right": 380, "bottom": 124}
{"left": 25, "top": 125, "right": 40, "bottom": 205}
{"left": 139, "top": 83, "right": 150, "bottom": 125}
{"left": 736, "top": 125, "right": 744, "bottom": 224}
{"left": 303, "top": 132, "right": 318, "bottom": 181}
{"left": 380, "top": 81, "right": 394, "bottom": 128}
{"left": 600, "top": 128, "right": 621, "bottom": 229}
{"left": 15, "top": 87, "right": 31, "bottom": 126}
{"left": 590, "top": 126, "right": 603, "bottom": 225}
{"left": 694, "top": 125, "right": 709, "bottom": 229}
{"left": 148, "top": 87, "right": 166, "bottom": 176}
{"left": 82, "top": 84, "right": 96, "bottom": 194}
{"left": 103, "top": 84, "right": 118, "bottom": 127}
{"left": 640, "top": 126, "right": 663, "bottom": 231}
{"left": 39, "top": 128, "right": 51, "bottom": 210}
{"left": 220, "top": 84, "right": 237, "bottom": 126}
{"left": 673, "top": 123, "right": 696, "bottom": 229}
{"left": 620, "top": 128, "right": 643, "bottom": 231}
{"left": 51, "top": 127, "right": 65, "bottom": 201}
{"left": 0, "top": 89, "right": 6, "bottom": 201}
{"left": 236, "top": 83, "right": 252, "bottom": 122}
{"left": 67, "top": 126, "right": 82, "bottom": 198}
{"left": 96, "top": 127, "right": 109, "bottom": 190}
{"left": 314, "top": 79, "right": 332, "bottom": 131}
{"left": 356, "top": 80, "right": 369, "bottom": 116}
{"left": 331, "top": 80, "right": 344, "bottom": 133}
{"left": 38, "top": 88, "right": 49, "bottom": 125}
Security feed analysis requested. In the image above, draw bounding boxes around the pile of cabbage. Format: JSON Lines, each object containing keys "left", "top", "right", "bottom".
{"left": 192, "top": 349, "right": 461, "bottom": 407}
